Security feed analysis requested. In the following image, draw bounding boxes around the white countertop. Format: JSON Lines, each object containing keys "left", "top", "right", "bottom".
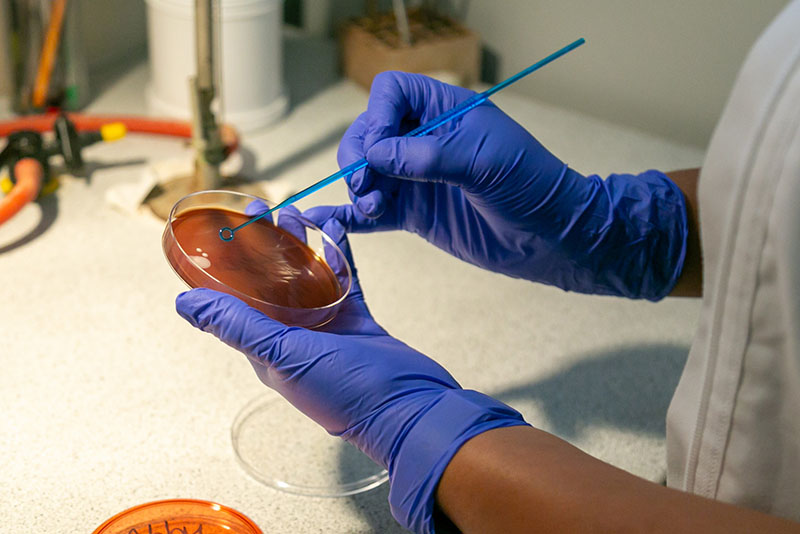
{"left": 1, "top": 53, "right": 704, "bottom": 532}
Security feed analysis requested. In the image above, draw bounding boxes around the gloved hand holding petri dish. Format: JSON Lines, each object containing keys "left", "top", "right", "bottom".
{"left": 162, "top": 190, "right": 351, "bottom": 329}
{"left": 167, "top": 191, "right": 389, "bottom": 497}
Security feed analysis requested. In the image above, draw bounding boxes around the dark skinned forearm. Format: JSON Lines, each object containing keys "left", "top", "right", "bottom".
{"left": 666, "top": 168, "right": 702, "bottom": 297}
{"left": 435, "top": 426, "right": 800, "bottom": 533}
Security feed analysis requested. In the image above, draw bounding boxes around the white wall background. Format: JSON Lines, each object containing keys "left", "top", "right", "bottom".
{"left": 2, "top": 0, "right": 792, "bottom": 147}
{"left": 462, "top": 0, "right": 790, "bottom": 147}
{"left": 77, "top": 0, "right": 148, "bottom": 72}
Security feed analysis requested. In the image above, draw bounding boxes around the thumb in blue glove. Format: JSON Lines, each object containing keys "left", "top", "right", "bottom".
{"left": 176, "top": 215, "right": 527, "bottom": 533}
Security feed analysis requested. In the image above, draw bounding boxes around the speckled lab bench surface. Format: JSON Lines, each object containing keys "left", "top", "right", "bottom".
{"left": 1, "top": 60, "right": 704, "bottom": 532}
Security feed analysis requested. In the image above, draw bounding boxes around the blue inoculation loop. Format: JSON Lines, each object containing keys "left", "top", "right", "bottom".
{"left": 219, "top": 227, "right": 235, "bottom": 241}
{"left": 219, "top": 37, "right": 586, "bottom": 242}
{"left": 220, "top": 160, "right": 369, "bottom": 239}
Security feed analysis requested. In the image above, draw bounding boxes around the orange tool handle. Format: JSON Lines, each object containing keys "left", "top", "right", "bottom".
{"left": 32, "top": 0, "right": 68, "bottom": 108}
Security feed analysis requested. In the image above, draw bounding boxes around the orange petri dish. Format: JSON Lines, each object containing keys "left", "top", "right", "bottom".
{"left": 92, "top": 498, "right": 262, "bottom": 534}
{"left": 163, "top": 190, "right": 351, "bottom": 328}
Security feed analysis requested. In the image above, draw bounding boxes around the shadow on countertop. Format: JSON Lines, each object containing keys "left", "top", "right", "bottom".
{"left": 0, "top": 157, "right": 146, "bottom": 255}
{"left": 494, "top": 343, "right": 690, "bottom": 440}
{"left": 0, "top": 193, "right": 59, "bottom": 255}
{"left": 246, "top": 124, "right": 350, "bottom": 184}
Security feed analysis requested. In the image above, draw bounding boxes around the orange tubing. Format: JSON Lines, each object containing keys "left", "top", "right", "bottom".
{"left": 0, "top": 113, "right": 239, "bottom": 155}
{"left": 0, "top": 158, "right": 44, "bottom": 225}
{"left": 0, "top": 113, "right": 239, "bottom": 227}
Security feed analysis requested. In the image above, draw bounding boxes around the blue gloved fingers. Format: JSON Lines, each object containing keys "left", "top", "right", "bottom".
{"left": 338, "top": 112, "right": 379, "bottom": 197}
{"left": 175, "top": 288, "right": 352, "bottom": 432}
{"left": 363, "top": 72, "right": 478, "bottom": 148}
{"left": 308, "top": 212, "right": 387, "bottom": 336}
{"left": 319, "top": 217, "right": 358, "bottom": 294}
{"left": 303, "top": 204, "right": 389, "bottom": 234}
{"left": 300, "top": 205, "right": 362, "bottom": 290}
{"left": 175, "top": 288, "right": 305, "bottom": 368}
{"left": 364, "top": 135, "right": 455, "bottom": 185}
{"left": 277, "top": 205, "right": 307, "bottom": 244}
{"left": 349, "top": 167, "right": 376, "bottom": 197}
{"left": 337, "top": 113, "right": 402, "bottom": 216}
{"left": 365, "top": 108, "right": 501, "bottom": 188}
{"left": 244, "top": 199, "right": 274, "bottom": 222}
{"left": 336, "top": 121, "right": 386, "bottom": 201}
{"left": 354, "top": 73, "right": 478, "bottom": 196}
{"left": 362, "top": 72, "right": 414, "bottom": 150}
{"left": 353, "top": 188, "right": 387, "bottom": 218}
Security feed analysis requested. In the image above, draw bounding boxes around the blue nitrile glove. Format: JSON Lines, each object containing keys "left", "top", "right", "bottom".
{"left": 331, "top": 71, "right": 687, "bottom": 301}
{"left": 175, "top": 213, "right": 528, "bottom": 534}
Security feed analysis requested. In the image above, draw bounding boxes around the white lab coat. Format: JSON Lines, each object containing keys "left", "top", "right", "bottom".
{"left": 666, "top": 0, "right": 800, "bottom": 520}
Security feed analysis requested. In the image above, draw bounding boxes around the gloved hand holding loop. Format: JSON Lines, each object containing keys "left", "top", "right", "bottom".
{"left": 325, "top": 71, "right": 688, "bottom": 301}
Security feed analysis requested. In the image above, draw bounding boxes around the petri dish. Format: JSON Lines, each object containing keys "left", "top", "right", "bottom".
{"left": 232, "top": 393, "right": 389, "bottom": 497}
{"left": 93, "top": 499, "right": 262, "bottom": 534}
{"left": 162, "top": 190, "right": 351, "bottom": 328}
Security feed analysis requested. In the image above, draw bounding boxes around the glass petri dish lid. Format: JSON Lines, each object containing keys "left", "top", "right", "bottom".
{"left": 231, "top": 393, "right": 389, "bottom": 497}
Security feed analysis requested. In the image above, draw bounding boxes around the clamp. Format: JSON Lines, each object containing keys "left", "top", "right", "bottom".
{"left": 0, "top": 114, "right": 125, "bottom": 225}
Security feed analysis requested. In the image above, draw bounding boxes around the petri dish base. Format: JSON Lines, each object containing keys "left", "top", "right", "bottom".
{"left": 162, "top": 190, "right": 351, "bottom": 328}
{"left": 231, "top": 393, "right": 388, "bottom": 497}
{"left": 93, "top": 499, "right": 262, "bottom": 534}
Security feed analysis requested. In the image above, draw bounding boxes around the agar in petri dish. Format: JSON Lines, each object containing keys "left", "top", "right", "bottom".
{"left": 92, "top": 499, "right": 262, "bottom": 534}
{"left": 163, "top": 190, "right": 351, "bottom": 328}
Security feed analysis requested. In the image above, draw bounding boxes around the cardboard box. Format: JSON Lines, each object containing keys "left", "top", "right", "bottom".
{"left": 341, "top": 16, "right": 481, "bottom": 91}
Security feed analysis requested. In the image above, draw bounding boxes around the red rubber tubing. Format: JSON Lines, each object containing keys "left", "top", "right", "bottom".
{"left": 0, "top": 113, "right": 239, "bottom": 154}
{"left": 0, "top": 158, "right": 44, "bottom": 225}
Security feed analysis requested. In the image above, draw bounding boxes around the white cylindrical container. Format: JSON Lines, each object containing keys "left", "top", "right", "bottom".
{"left": 145, "top": 0, "right": 287, "bottom": 132}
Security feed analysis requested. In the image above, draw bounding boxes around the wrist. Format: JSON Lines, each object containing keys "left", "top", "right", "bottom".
{"left": 585, "top": 169, "right": 688, "bottom": 300}
{"left": 387, "top": 389, "right": 528, "bottom": 534}
{"left": 525, "top": 167, "right": 688, "bottom": 300}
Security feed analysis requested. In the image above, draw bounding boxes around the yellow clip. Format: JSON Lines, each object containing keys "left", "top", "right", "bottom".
{"left": 39, "top": 177, "right": 60, "bottom": 197}
{"left": 1, "top": 171, "right": 58, "bottom": 197}
{"left": 100, "top": 122, "right": 127, "bottom": 142}
{"left": 1, "top": 173, "right": 12, "bottom": 194}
